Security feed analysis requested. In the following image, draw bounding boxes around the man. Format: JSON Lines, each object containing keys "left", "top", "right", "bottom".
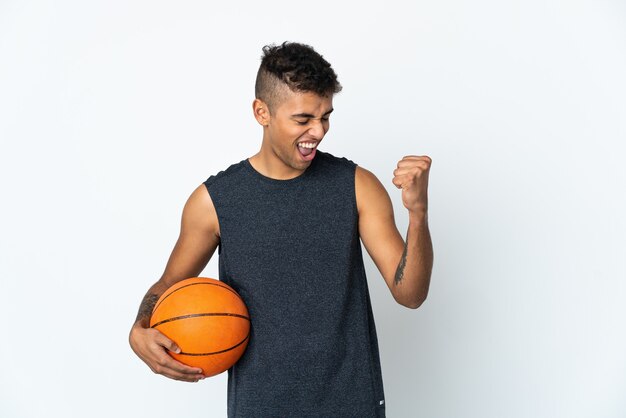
{"left": 129, "top": 42, "right": 433, "bottom": 417}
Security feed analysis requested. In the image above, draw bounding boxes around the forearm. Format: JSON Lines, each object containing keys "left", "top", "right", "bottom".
{"left": 392, "top": 211, "right": 433, "bottom": 308}
{"left": 133, "top": 281, "right": 169, "bottom": 328}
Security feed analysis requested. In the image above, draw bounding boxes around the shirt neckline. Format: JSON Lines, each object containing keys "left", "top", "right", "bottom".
{"left": 242, "top": 153, "right": 320, "bottom": 185}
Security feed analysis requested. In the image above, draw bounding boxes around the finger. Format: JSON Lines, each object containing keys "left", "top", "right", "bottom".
{"left": 152, "top": 329, "right": 181, "bottom": 354}
{"left": 397, "top": 156, "right": 431, "bottom": 167}
{"left": 397, "top": 159, "right": 431, "bottom": 170}
{"left": 393, "top": 166, "right": 428, "bottom": 178}
{"left": 155, "top": 364, "right": 205, "bottom": 382}
{"left": 153, "top": 351, "right": 205, "bottom": 379}
{"left": 400, "top": 155, "right": 432, "bottom": 163}
{"left": 151, "top": 330, "right": 204, "bottom": 374}
{"left": 392, "top": 175, "right": 409, "bottom": 189}
{"left": 154, "top": 347, "right": 205, "bottom": 375}
{"left": 154, "top": 365, "right": 200, "bottom": 381}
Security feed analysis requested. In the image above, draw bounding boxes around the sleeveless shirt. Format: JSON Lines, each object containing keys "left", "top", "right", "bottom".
{"left": 203, "top": 151, "right": 386, "bottom": 417}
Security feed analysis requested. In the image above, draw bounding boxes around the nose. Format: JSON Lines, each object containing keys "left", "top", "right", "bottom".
{"left": 308, "top": 119, "right": 327, "bottom": 140}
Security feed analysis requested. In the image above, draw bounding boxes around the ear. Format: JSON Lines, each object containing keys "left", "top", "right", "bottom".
{"left": 252, "top": 99, "right": 270, "bottom": 127}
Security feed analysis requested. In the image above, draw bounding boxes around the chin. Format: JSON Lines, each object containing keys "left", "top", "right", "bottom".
{"left": 297, "top": 159, "right": 313, "bottom": 168}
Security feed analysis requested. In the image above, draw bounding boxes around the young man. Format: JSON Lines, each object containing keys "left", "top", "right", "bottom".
{"left": 129, "top": 42, "right": 433, "bottom": 417}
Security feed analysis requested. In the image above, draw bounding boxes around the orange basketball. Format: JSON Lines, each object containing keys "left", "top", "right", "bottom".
{"left": 150, "top": 277, "right": 250, "bottom": 377}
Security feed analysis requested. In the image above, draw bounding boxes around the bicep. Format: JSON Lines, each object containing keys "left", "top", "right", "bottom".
{"left": 355, "top": 167, "right": 405, "bottom": 287}
{"left": 160, "top": 184, "right": 220, "bottom": 287}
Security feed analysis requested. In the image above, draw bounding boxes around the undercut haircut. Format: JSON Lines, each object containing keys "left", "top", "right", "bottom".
{"left": 255, "top": 42, "right": 342, "bottom": 113}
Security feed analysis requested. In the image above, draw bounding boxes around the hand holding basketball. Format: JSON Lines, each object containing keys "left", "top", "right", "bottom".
{"left": 129, "top": 323, "right": 205, "bottom": 382}
{"left": 130, "top": 277, "right": 250, "bottom": 381}
{"left": 149, "top": 277, "right": 250, "bottom": 378}
{"left": 392, "top": 155, "right": 432, "bottom": 215}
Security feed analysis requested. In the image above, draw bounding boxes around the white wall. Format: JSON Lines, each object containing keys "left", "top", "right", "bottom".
{"left": 1, "top": 1, "right": 624, "bottom": 417}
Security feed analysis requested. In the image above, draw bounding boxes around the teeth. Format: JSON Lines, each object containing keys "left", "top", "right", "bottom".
{"left": 298, "top": 142, "right": 317, "bottom": 149}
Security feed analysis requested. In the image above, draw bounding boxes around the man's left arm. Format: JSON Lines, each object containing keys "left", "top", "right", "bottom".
{"left": 356, "top": 156, "right": 433, "bottom": 309}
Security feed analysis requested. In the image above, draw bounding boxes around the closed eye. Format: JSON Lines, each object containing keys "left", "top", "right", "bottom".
{"left": 294, "top": 117, "right": 330, "bottom": 125}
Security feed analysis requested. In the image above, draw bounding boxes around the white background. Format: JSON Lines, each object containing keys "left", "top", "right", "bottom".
{"left": 1, "top": 0, "right": 625, "bottom": 417}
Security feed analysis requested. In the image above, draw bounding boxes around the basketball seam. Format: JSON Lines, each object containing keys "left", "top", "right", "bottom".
{"left": 178, "top": 333, "right": 251, "bottom": 356}
{"left": 150, "top": 312, "right": 250, "bottom": 329}
{"left": 152, "top": 280, "right": 245, "bottom": 314}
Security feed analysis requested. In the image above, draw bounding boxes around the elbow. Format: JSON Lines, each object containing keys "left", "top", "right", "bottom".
{"left": 405, "top": 301, "right": 421, "bottom": 310}
{"left": 396, "top": 292, "right": 428, "bottom": 310}
{"left": 404, "top": 298, "right": 425, "bottom": 310}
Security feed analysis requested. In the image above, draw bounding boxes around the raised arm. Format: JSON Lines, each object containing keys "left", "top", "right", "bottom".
{"left": 355, "top": 156, "right": 433, "bottom": 309}
{"left": 129, "top": 183, "right": 220, "bottom": 381}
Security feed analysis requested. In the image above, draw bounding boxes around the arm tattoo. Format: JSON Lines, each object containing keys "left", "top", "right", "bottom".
{"left": 135, "top": 293, "right": 159, "bottom": 323}
{"left": 394, "top": 243, "right": 408, "bottom": 285}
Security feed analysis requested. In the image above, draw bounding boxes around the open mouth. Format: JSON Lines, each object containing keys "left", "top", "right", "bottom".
{"left": 297, "top": 141, "right": 318, "bottom": 161}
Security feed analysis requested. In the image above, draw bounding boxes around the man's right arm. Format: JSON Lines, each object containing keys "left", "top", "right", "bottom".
{"left": 128, "top": 183, "right": 220, "bottom": 382}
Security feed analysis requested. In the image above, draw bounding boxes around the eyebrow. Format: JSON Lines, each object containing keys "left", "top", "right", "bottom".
{"left": 291, "top": 108, "right": 334, "bottom": 118}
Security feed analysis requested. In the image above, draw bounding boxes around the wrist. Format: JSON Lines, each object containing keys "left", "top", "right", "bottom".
{"left": 132, "top": 318, "right": 150, "bottom": 331}
{"left": 408, "top": 209, "right": 428, "bottom": 225}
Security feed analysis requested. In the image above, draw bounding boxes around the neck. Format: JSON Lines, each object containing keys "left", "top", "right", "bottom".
{"left": 248, "top": 149, "right": 306, "bottom": 180}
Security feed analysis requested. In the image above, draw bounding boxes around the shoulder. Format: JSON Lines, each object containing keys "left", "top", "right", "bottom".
{"left": 203, "top": 159, "right": 248, "bottom": 191}
{"left": 312, "top": 151, "right": 358, "bottom": 184}
{"left": 355, "top": 165, "right": 378, "bottom": 184}
{"left": 355, "top": 164, "right": 384, "bottom": 191}
{"left": 191, "top": 160, "right": 246, "bottom": 236}
{"left": 314, "top": 151, "right": 385, "bottom": 196}
{"left": 184, "top": 183, "right": 220, "bottom": 237}
{"left": 315, "top": 150, "right": 357, "bottom": 170}
{"left": 355, "top": 165, "right": 392, "bottom": 214}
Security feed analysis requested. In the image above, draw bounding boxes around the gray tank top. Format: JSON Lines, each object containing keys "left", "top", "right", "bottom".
{"left": 204, "top": 151, "right": 385, "bottom": 417}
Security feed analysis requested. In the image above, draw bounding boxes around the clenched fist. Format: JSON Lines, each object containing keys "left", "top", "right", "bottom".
{"left": 392, "top": 155, "right": 432, "bottom": 215}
